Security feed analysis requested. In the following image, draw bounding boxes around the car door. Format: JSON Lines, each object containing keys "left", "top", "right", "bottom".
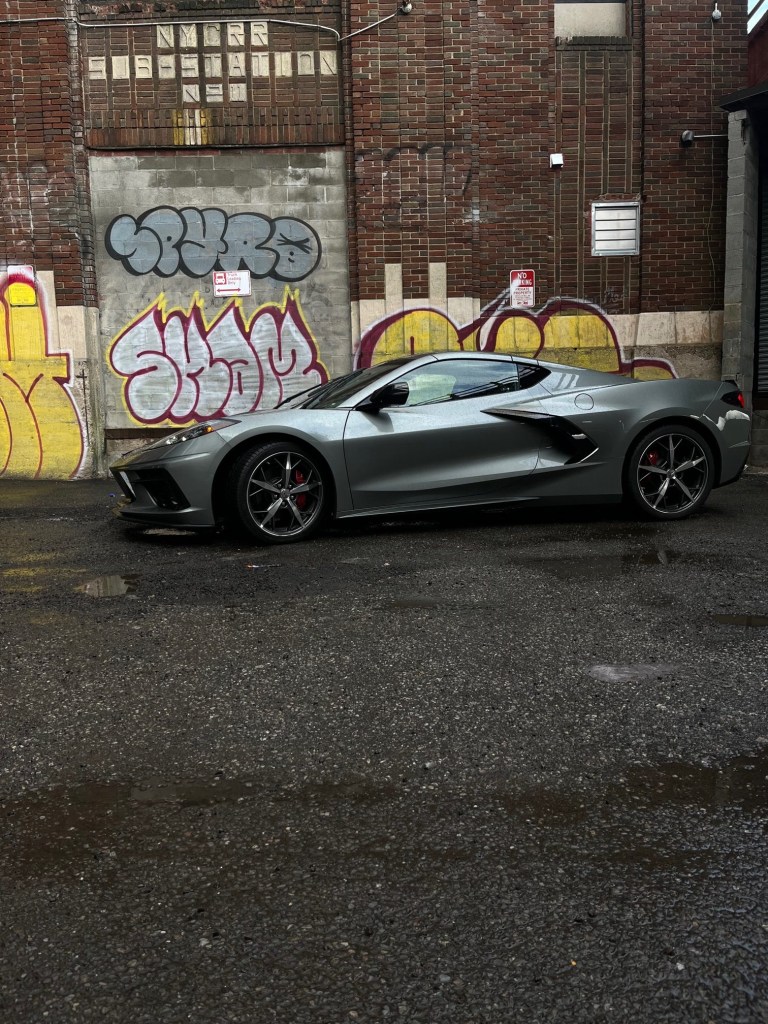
{"left": 342, "top": 357, "right": 546, "bottom": 512}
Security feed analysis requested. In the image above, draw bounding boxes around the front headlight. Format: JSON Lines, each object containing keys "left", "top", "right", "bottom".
{"left": 151, "top": 419, "right": 240, "bottom": 450}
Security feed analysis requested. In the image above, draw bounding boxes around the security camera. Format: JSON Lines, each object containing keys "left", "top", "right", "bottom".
{"left": 712, "top": 2, "right": 722, "bottom": 20}
{"left": 399, "top": 1, "right": 413, "bottom": 13}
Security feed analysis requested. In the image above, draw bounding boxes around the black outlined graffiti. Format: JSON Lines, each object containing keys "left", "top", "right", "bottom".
{"left": 105, "top": 208, "right": 322, "bottom": 282}
{"left": 354, "top": 143, "right": 474, "bottom": 227}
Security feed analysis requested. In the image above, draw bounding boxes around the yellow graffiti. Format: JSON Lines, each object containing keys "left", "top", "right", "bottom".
{"left": 490, "top": 315, "right": 542, "bottom": 357}
{"left": 538, "top": 312, "right": 621, "bottom": 374}
{"left": 0, "top": 272, "right": 83, "bottom": 478}
{"left": 371, "top": 310, "right": 460, "bottom": 362}
{"left": 359, "top": 300, "right": 675, "bottom": 380}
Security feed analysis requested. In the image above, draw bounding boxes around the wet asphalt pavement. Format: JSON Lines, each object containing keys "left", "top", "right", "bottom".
{"left": 1, "top": 476, "right": 768, "bottom": 1023}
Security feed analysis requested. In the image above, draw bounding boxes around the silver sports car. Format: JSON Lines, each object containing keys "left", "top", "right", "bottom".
{"left": 110, "top": 351, "right": 751, "bottom": 543}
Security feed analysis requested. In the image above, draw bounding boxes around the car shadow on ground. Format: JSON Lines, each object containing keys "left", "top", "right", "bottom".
{"left": 115, "top": 498, "right": 732, "bottom": 550}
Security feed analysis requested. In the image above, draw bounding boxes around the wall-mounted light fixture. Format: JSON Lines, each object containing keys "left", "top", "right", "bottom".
{"left": 712, "top": 2, "right": 722, "bottom": 21}
{"left": 550, "top": 153, "right": 564, "bottom": 169}
{"left": 340, "top": 1, "right": 414, "bottom": 40}
{"left": 680, "top": 129, "right": 727, "bottom": 146}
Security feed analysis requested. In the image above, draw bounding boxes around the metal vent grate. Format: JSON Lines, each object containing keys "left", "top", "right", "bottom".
{"left": 591, "top": 201, "right": 640, "bottom": 257}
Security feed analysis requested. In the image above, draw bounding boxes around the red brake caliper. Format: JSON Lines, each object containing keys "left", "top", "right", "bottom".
{"left": 647, "top": 450, "right": 659, "bottom": 466}
{"left": 294, "top": 468, "right": 308, "bottom": 510}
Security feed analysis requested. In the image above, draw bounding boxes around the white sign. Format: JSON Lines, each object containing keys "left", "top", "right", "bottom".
{"left": 213, "top": 270, "right": 252, "bottom": 297}
{"left": 509, "top": 268, "right": 535, "bottom": 308}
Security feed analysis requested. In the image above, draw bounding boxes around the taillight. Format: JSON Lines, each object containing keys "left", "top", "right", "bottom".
{"left": 722, "top": 390, "right": 745, "bottom": 408}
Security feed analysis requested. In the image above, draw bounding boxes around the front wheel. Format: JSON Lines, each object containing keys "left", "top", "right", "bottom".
{"left": 626, "top": 425, "right": 714, "bottom": 520}
{"left": 225, "top": 442, "right": 328, "bottom": 544}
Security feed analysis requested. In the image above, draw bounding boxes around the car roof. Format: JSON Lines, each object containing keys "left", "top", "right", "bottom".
{"left": 385, "top": 350, "right": 540, "bottom": 366}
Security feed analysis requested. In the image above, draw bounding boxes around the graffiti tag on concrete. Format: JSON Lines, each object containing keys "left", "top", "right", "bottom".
{"left": 105, "top": 208, "right": 321, "bottom": 282}
{"left": 109, "top": 288, "right": 327, "bottom": 425}
{"left": 0, "top": 268, "right": 84, "bottom": 478}
{"left": 356, "top": 297, "right": 675, "bottom": 380}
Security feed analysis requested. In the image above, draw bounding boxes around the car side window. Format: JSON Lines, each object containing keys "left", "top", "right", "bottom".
{"left": 399, "top": 360, "right": 520, "bottom": 407}
{"left": 517, "top": 363, "right": 550, "bottom": 389}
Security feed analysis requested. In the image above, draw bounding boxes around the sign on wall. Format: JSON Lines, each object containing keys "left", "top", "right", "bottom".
{"left": 81, "top": 18, "right": 343, "bottom": 148}
{"left": 213, "top": 270, "right": 252, "bottom": 297}
{"left": 509, "top": 269, "right": 536, "bottom": 309}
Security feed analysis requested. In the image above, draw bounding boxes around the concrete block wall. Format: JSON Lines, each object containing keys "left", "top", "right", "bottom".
{"left": 89, "top": 150, "right": 351, "bottom": 456}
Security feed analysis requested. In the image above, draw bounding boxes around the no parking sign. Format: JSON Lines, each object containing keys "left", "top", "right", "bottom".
{"left": 509, "top": 269, "right": 535, "bottom": 308}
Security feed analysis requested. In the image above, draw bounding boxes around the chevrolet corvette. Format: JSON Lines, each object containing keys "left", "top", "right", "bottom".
{"left": 110, "top": 351, "right": 751, "bottom": 543}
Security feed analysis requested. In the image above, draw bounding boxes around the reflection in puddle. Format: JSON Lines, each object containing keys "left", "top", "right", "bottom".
{"left": 712, "top": 613, "right": 768, "bottom": 628}
{"left": 386, "top": 597, "right": 497, "bottom": 611}
{"left": 5, "top": 751, "right": 768, "bottom": 878}
{"left": 76, "top": 574, "right": 140, "bottom": 597}
{"left": 524, "top": 549, "right": 707, "bottom": 580}
{"left": 498, "top": 749, "right": 768, "bottom": 825}
{"left": 388, "top": 597, "right": 444, "bottom": 610}
{"left": 130, "top": 780, "right": 255, "bottom": 804}
{"left": 619, "top": 753, "right": 768, "bottom": 813}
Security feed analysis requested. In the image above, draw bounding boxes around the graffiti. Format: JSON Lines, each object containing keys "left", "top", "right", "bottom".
{"left": 0, "top": 268, "right": 84, "bottom": 478}
{"left": 355, "top": 296, "right": 676, "bottom": 380}
{"left": 105, "top": 208, "right": 322, "bottom": 282}
{"left": 354, "top": 144, "right": 473, "bottom": 227}
{"left": 109, "top": 288, "right": 328, "bottom": 425}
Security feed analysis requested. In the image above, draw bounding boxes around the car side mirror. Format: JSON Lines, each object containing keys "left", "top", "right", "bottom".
{"left": 358, "top": 380, "right": 410, "bottom": 414}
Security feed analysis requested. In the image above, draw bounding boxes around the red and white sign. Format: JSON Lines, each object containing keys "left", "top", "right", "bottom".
{"left": 213, "top": 270, "right": 252, "bottom": 297}
{"left": 509, "top": 269, "right": 535, "bottom": 309}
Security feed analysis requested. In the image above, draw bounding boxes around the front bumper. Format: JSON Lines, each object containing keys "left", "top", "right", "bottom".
{"left": 111, "top": 444, "right": 223, "bottom": 529}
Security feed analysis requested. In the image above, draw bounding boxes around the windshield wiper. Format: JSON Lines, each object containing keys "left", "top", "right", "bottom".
{"left": 275, "top": 382, "right": 324, "bottom": 408}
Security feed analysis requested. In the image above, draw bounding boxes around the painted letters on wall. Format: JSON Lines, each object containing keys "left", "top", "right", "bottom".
{"left": 356, "top": 297, "right": 676, "bottom": 380}
{"left": 109, "top": 288, "right": 327, "bottom": 425}
{"left": 105, "top": 208, "right": 321, "bottom": 282}
{"left": 0, "top": 268, "right": 84, "bottom": 478}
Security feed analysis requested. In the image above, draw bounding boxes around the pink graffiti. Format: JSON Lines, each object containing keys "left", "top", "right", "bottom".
{"left": 355, "top": 297, "right": 676, "bottom": 379}
{"left": 109, "top": 290, "right": 328, "bottom": 425}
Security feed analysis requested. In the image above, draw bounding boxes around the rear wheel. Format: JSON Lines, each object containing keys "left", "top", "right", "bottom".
{"left": 626, "top": 425, "right": 714, "bottom": 520}
{"left": 226, "top": 442, "right": 328, "bottom": 543}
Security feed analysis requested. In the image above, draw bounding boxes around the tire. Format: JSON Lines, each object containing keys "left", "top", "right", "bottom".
{"left": 625, "top": 425, "right": 714, "bottom": 520}
{"left": 225, "top": 441, "right": 328, "bottom": 544}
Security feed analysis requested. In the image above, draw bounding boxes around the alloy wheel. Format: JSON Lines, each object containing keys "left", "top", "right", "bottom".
{"left": 245, "top": 450, "right": 324, "bottom": 538}
{"left": 635, "top": 432, "right": 710, "bottom": 515}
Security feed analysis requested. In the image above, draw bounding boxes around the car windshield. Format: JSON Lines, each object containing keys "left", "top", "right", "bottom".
{"left": 279, "top": 359, "right": 413, "bottom": 410}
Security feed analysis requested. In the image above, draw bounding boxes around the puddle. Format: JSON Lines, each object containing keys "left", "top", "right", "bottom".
{"left": 76, "top": 574, "right": 140, "bottom": 597}
{"left": 618, "top": 752, "right": 768, "bottom": 813}
{"left": 4, "top": 752, "right": 768, "bottom": 879}
{"left": 712, "top": 613, "right": 768, "bottom": 628}
{"left": 279, "top": 780, "right": 401, "bottom": 806}
{"left": 524, "top": 550, "right": 708, "bottom": 580}
{"left": 130, "top": 780, "right": 256, "bottom": 805}
{"left": 386, "top": 597, "right": 496, "bottom": 611}
{"left": 496, "top": 749, "right": 768, "bottom": 827}
{"left": 0, "top": 776, "right": 401, "bottom": 876}
{"left": 388, "top": 597, "right": 443, "bottom": 610}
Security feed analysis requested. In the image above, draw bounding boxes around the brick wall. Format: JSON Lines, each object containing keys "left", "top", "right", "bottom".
{"left": 347, "top": 0, "right": 747, "bottom": 318}
{"left": 0, "top": 0, "right": 95, "bottom": 306}
{"left": 749, "top": 12, "right": 768, "bottom": 86}
{"left": 78, "top": 0, "right": 344, "bottom": 149}
{"left": 641, "top": 0, "right": 744, "bottom": 312}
